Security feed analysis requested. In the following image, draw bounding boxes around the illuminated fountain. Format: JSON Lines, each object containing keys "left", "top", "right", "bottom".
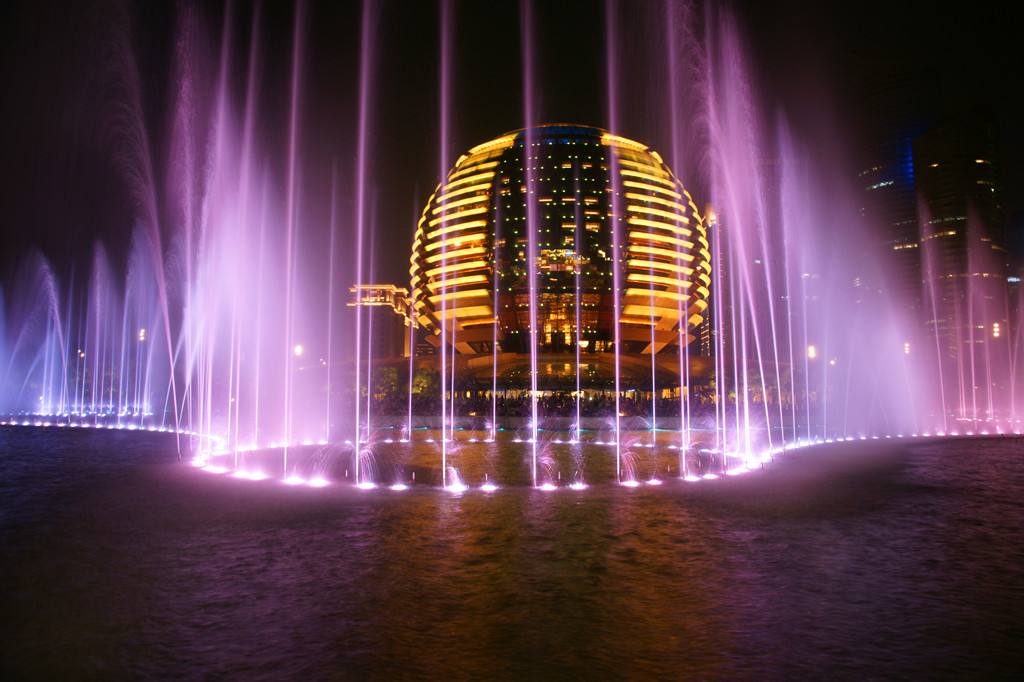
{"left": 1, "top": 1, "right": 1021, "bottom": 493}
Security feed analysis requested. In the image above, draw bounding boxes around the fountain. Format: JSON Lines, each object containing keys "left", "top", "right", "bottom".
{"left": 1, "top": 0, "right": 1020, "bottom": 495}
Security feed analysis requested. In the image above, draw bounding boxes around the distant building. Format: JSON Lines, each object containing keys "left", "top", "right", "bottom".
{"left": 860, "top": 152, "right": 920, "bottom": 309}
{"left": 857, "top": 68, "right": 937, "bottom": 313}
{"left": 1008, "top": 211, "right": 1024, "bottom": 339}
{"left": 858, "top": 61, "right": 1014, "bottom": 412}
{"left": 912, "top": 120, "right": 1009, "bottom": 365}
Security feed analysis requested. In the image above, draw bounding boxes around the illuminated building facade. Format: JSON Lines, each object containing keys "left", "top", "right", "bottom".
{"left": 409, "top": 124, "right": 711, "bottom": 365}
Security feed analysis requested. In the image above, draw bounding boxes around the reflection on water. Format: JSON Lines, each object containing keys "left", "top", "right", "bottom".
{"left": 200, "top": 429, "right": 731, "bottom": 488}
{"left": 1, "top": 428, "right": 1022, "bottom": 678}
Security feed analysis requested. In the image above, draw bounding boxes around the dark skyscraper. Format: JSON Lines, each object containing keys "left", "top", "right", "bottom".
{"left": 856, "top": 52, "right": 1015, "bottom": 413}
{"left": 913, "top": 119, "right": 1010, "bottom": 371}
{"left": 857, "top": 68, "right": 937, "bottom": 314}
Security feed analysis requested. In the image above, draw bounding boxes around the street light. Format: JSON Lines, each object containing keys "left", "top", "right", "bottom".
{"left": 806, "top": 344, "right": 817, "bottom": 360}
{"left": 293, "top": 343, "right": 304, "bottom": 357}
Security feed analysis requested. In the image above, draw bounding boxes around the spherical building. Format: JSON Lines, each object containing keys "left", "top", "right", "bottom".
{"left": 409, "top": 124, "right": 710, "bottom": 378}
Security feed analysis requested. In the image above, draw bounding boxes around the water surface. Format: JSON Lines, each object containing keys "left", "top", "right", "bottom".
{"left": 1, "top": 428, "right": 1022, "bottom": 678}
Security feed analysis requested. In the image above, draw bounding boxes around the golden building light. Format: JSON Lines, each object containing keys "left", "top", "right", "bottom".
{"left": 409, "top": 124, "right": 711, "bottom": 356}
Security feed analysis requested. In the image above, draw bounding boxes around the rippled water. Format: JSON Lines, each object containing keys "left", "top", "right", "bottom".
{"left": 1, "top": 428, "right": 1022, "bottom": 678}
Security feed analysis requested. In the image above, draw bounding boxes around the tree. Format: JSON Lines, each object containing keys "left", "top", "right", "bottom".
{"left": 411, "top": 367, "right": 438, "bottom": 395}
{"left": 373, "top": 367, "right": 400, "bottom": 399}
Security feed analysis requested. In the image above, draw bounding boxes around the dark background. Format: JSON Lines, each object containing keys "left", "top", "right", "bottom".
{"left": 1, "top": 0, "right": 1022, "bottom": 285}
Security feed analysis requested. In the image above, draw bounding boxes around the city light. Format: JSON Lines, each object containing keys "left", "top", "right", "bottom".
{"left": 138, "top": 327, "right": 147, "bottom": 342}
{"left": 293, "top": 343, "right": 304, "bottom": 357}
{"left": 806, "top": 344, "right": 817, "bottom": 359}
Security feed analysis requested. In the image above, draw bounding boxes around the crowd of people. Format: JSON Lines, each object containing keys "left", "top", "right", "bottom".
{"left": 363, "top": 383, "right": 814, "bottom": 420}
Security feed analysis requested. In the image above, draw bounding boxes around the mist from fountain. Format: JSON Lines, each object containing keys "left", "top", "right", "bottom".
{"left": 0, "top": 0, "right": 1020, "bottom": 493}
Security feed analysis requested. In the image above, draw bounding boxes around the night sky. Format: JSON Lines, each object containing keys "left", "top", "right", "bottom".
{"left": 2, "top": 0, "right": 1022, "bottom": 285}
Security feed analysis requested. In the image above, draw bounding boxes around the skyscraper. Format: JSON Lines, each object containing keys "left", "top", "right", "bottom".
{"left": 913, "top": 120, "right": 1010, "bottom": 389}
{"left": 857, "top": 68, "right": 937, "bottom": 313}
